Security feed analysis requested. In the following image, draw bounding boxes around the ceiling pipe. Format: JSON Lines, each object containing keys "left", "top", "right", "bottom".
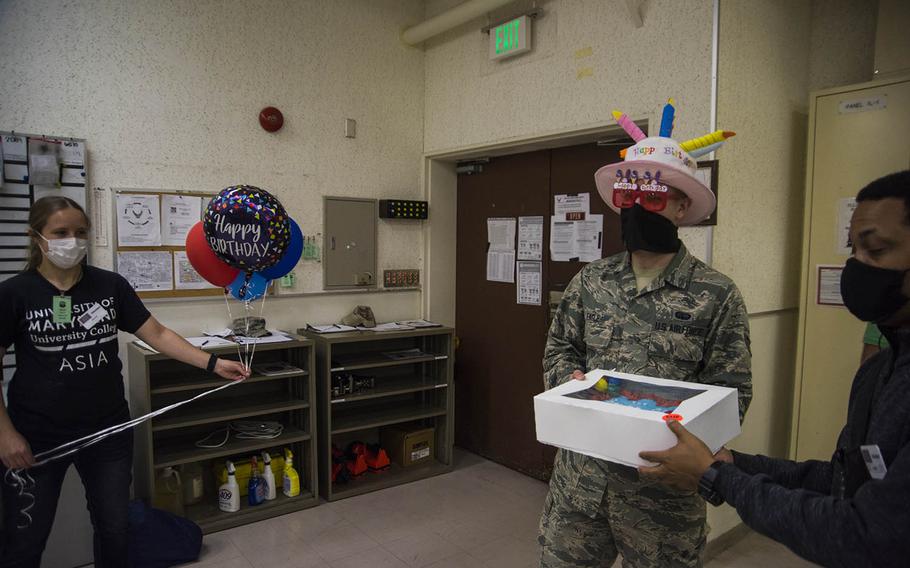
{"left": 401, "top": 0, "right": 517, "bottom": 46}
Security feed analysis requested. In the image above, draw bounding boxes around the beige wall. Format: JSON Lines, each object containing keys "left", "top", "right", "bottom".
{"left": 0, "top": 0, "right": 428, "bottom": 358}
{"left": 423, "top": 0, "right": 716, "bottom": 153}
{"left": 808, "top": 0, "right": 877, "bottom": 92}
{"left": 0, "top": 0, "right": 426, "bottom": 296}
{"left": 714, "top": 0, "right": 811, "bottom": 314}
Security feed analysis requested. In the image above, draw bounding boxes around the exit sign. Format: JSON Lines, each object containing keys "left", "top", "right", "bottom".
{"left": 489, "top": 15, "right": 531, "bottom": 61}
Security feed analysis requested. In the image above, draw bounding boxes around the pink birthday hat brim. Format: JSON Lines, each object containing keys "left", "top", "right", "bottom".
{"left": 594, "top": 158, "right": 716, "bottom": 226}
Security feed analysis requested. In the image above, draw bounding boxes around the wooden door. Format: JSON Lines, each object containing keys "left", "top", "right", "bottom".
{"left": 455, "top": 143, "right": 623, "bottom": 479}
{"left": 549, "top": 143, "right": 626, "bottom": 290}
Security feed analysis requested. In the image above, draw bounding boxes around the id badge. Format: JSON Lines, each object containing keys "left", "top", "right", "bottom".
{"left": 77, "top": 303, "right": 109, "bottom": 330}
{"left": 52, "top": 296, "right": 72, "bottom": 324}
{"left": 860, "top": 444, "right": 888, "bottom": 480}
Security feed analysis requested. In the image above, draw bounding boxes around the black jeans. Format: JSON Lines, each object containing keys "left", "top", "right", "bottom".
{"left": 1, "top": 430, "right": 132, "bottom": 568}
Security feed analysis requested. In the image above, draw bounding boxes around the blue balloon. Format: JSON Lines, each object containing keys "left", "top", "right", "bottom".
{"left": 260, "top": 219, "right": 303, "bottom": 280}
{"left": 228, "top": 271, "right": 270, "bottom": 302}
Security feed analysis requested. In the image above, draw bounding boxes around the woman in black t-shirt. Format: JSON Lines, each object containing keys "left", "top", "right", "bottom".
{"left": 0, "top": 197, "right": 249, "bottom": 567}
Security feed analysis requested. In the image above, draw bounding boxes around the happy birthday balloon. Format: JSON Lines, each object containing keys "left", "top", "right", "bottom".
{"left": 260, "top": 219, "right": 303, "bottom": 280}
{"left": 227, "top": 271, "right": 270, "bottom": 302}
{"left": 185, "top": 222, "right": 239, "bottom": 287}
{"left": 203, "top": 185, "right": 291, "bottom": 272}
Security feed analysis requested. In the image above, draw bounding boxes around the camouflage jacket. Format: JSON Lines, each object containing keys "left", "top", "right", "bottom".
{"left": 543, "top": 245, "right": 752, "bottom": 515}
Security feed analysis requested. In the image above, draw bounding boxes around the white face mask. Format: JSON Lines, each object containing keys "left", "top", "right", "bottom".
{"left": 39, "top": 234, "right": 88, "bottom": 269}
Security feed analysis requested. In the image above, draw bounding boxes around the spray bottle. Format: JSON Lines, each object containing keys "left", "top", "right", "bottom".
{"left": 262, "top": 451, "right": 277, "bottom": 501}
{"left": 219, "top": 460, "right": 240, "bottom": 512}
{"left": 248, "top": 455, "right": 266, "bottom": 506}
{"left": 283, "top": 448, "right": 300, "bottom": 497}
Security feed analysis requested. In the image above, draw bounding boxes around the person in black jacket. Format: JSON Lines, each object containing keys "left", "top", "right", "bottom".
{"left": 637, "top": 170, "right": 910, "bottom": 567}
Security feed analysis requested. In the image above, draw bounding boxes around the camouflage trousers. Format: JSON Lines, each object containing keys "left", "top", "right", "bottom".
{"left": 538, "top": 454, "right": 707, "bottom": 568}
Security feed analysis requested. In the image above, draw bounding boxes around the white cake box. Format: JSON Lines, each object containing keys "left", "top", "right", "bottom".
{"left": 534, "top": 369, "right": 740, "bottom": 467}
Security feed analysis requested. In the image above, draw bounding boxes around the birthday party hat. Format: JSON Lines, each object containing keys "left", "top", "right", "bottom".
{"left": 595, "top": 99, "right": 735, "bottom": 226}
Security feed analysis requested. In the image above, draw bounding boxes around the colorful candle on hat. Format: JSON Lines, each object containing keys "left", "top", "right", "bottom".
{"left": 612, "top": 110, "right": 647, "bottom": 143}
{"left": 679, "top": 130, "right": 735, "bottom": 153}
{"left": 659, "top": 98, "right": 676, "bottom": 138}
{"left": 688, "top": 140, "right": 725, "bottom": 158}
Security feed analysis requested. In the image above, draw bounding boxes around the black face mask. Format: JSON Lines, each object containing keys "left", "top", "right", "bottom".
{"left": 620, "top": 204, "right": 681, "bottom": 254}
{"left": 840, "top": 257, "right": 909, "bottom": 323}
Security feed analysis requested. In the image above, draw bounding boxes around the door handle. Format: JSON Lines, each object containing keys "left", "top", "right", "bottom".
{"left": 331, "top": 236, "right": 336, "bottom": 250}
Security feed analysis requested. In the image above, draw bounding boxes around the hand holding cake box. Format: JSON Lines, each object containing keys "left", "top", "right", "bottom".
{"left": 534, "top": 369, "right": 740, "bottom": 467}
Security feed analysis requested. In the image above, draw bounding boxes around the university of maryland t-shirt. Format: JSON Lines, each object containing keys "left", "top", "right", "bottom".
{"left": 0, "top": 266, "right": 151, "bottom": 450}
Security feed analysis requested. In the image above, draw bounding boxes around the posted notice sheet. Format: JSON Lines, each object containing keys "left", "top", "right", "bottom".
{"left": 517, "top": 261, "right": 542, "bottom": 305}
{"left": 118, "top": 251, "right": 173, "bottom": 291}
{"left": 161, "top": 194, "right": 202, "bottom": 246}
{"left": 117, "top": 194, "right": 161, "bottom": 247}
{"left": 518, "top": 216, "right": 543, "bottom": 260}
{"left": 174, "top": 251, "right": 215, "bottom": 290}
{"left": 487, "top": 217, "right": 516, "bottom": 283}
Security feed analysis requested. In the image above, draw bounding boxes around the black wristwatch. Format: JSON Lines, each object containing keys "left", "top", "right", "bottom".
{"left": 697, "top": 461, "right": 726, "bottom": 506}
{"left": 206, "top": 354, "right": 219, "bottom": 374}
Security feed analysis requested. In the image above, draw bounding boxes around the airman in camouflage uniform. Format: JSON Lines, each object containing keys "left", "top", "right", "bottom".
{"left": 538, "top": 245, "right": 752, "bottom": 567}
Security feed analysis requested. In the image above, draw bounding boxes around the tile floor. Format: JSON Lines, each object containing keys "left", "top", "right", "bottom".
{"left": 185, "top": 450, "right": 815, "bottom": 568}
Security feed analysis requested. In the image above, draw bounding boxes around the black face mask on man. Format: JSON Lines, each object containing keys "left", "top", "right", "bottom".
{"left": 840, "top": 257, "right": 910, "bottom": 323}
{"left": 620, "top": 204, "right": 681, "bottom": 254}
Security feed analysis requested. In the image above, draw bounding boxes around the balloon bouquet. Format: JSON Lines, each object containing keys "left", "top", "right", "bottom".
{"left": 185, "top": 185, "right": 303, "bottom": 369}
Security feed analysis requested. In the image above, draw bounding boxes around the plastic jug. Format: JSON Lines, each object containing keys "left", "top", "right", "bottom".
{"left": 153, "top": 467, "right": 184, "bottom": 516}
{"left": 181, "top": 462, "right": 204, "bottom": 506}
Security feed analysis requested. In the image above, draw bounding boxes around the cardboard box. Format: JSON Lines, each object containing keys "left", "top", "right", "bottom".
{"left": 381, "top": 426, "right": 434, "bottom": 467}
{"left": 534, "top": 369, "right": 740, "bottom": 467}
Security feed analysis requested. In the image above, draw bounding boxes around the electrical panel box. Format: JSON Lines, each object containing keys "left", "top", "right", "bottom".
{"left": 323, "top": 197, "right": 377, "bottom": 289}
{"left": 379, "top": 199, "right": 428, "bottom": 219}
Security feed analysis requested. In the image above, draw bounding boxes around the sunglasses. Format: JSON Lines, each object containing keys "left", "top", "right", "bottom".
{"left": 611, "top": 169, "right": 671, "bottom": 212}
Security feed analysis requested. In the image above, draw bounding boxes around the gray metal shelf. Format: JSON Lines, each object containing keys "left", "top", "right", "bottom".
{"left": 151, "top": 394, "right": 309, "bottom": 432}
{"left": 183, "top": 490, "right": 316, "bottom": 533}
{"left": 330, "top": 375, "right": 447, "bottom": 405}
{"left": 330, "top": 354, "right": 447, "bottom": 372}
{"left": 154, "top": 427, "right": 311, "bottom": 468}
{"left": 331, "top": 460, "right": 450, "bottom": 501}
{"left": 302, "top": 326, "right": 455, "bottom": 502}
{"left": 150, "top": 371, "right": 307, "bottom": 394}
{"left": 331, "top": 402, "right": 447, "bottom": 434}
{"left": 128, "top": 336, "right": 319, "bottom": 533}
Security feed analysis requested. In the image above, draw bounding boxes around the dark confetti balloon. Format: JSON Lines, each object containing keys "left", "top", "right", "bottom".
{"left": 203, "top": 185, "right": 291, "bottom": 272}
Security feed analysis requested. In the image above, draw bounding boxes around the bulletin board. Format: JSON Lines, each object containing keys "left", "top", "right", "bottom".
{"left": 112, "top": 188, "right": 222, "bottom": 299}
{"left": 1, "top": 130, "right": 89, "bottom": 383}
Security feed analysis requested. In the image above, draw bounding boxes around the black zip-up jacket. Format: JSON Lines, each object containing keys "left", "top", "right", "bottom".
{"left": 714, "top": 327, "right": 910, "bottom": 567}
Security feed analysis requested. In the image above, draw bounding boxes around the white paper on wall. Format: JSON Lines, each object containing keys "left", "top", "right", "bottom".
{"left": 517, "top": 216, "right": 543, "bottom": 260}
{"left": 117, "top": 194, "right": 161, "bottom": 247}
{"left": 117, "top": 251, "right": 173, "bottom": 291}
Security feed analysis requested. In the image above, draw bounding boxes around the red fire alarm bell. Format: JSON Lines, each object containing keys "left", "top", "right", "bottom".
{"left": 259, "top": 106, "right": 283, "bottom": 132}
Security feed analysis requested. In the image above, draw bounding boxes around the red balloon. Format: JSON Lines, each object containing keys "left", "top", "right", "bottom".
{"left": 185, "top": 222, "right": 239, "bottom": 287}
